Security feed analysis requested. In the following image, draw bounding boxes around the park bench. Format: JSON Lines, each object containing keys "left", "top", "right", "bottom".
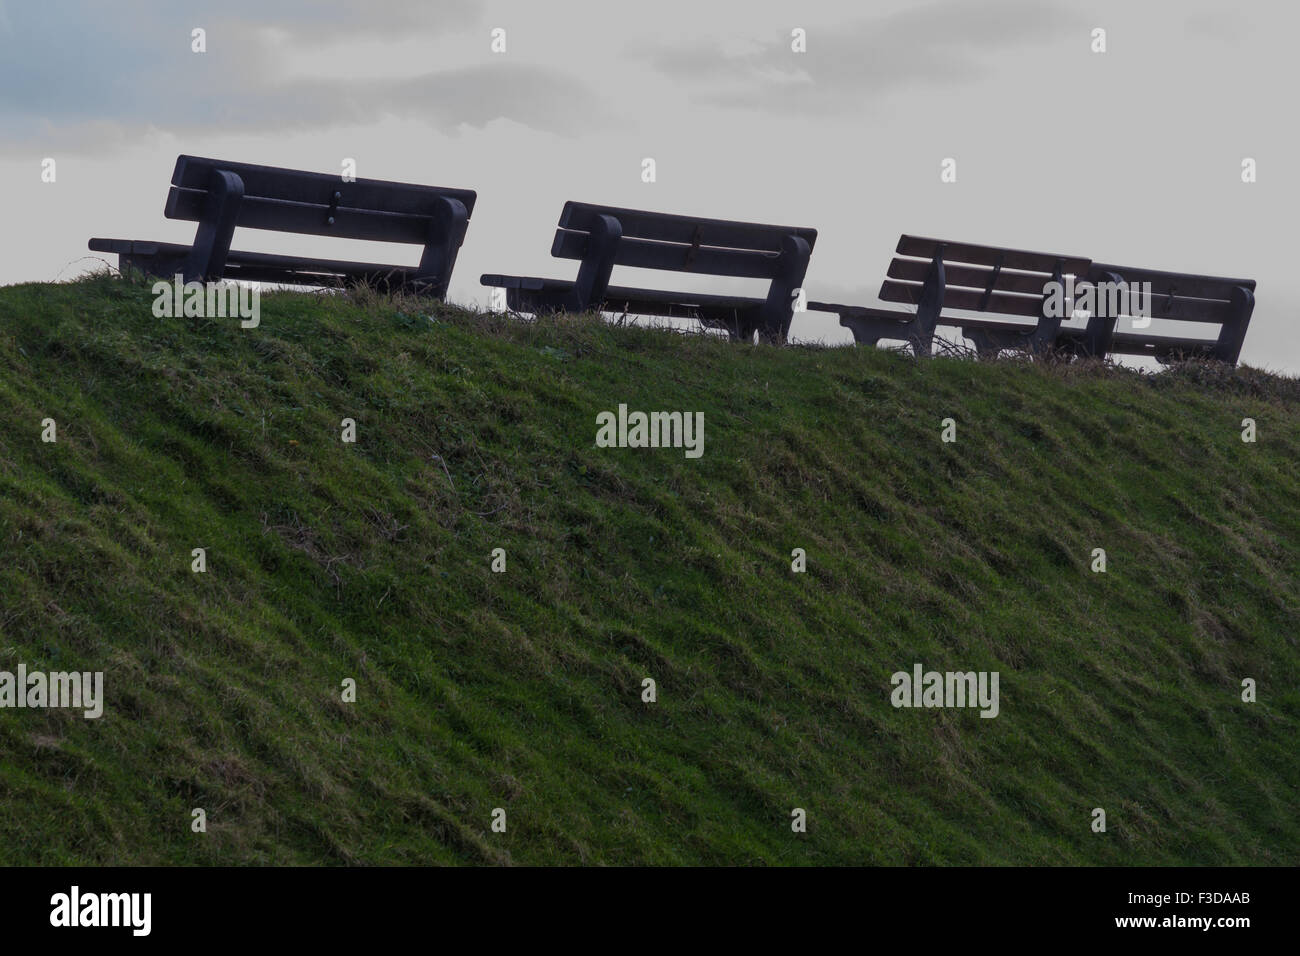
{"left": 89, "top": 155, "right": 476, "bottom": 297}
{"left": 808, "top": 235, "right": 1102, "bottom": 358}
{"left": 1055, "top": 262, "right": 1256, "bottom": 364}
{"left": 480, "top": 201, "right": 817, "bottom": 343}
{"left": 809, "top": 236, "right": 1256, "bottom": 364}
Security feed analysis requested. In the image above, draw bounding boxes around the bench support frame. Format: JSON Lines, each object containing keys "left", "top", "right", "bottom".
{"left": 569, "top": 213, "right": 623, "bottom": 312}
{"left": 416, "top": 196, "right": 470, "bottom": 298}
{"left": 964, "top": 259, "right": 1067, "bottom": 358}
{"left": 1215, "top": 286, "right": 1254, "bottom": 364}
{"left": 184, "top": 170, "right": 245, "bottom": 282}
{"left": 759, "top": 234, "right": 813, "bottom": 345}
{"left": 831, "top": 249, "right": 945, "bottom": 356}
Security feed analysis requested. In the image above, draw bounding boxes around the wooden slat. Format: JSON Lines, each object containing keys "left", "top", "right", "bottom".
{"left": 956, "top": 317, "right": 1038, "bottom": 334}
{"left": 481, "top": 274, "right": 762, "bottom": 310}
{"left": 806, "top": 302, "right": 913, "bottom": 321}
{"left": 216, "top": 265, "right": 428, "bottom": 289}
{"left": 1095, "top": 288, "right": 1234, "bottom": 324}
{"left": 482, "top": 273, "right": 765, "bottom": 318}
{"left": 480, "top": 273, "right": 546, "bottom": 291}
{"left": 950, "top": 323, "right": 1219, "bottom": 360}
{"left": 897, "top": 235, "right": 1089, "bottom": 278}
{"left": 166, "top": 189, "right": 434, "bottom": 244}
{"left": 214, "top": 265, "right": 357, "bottom": 287}
{"left": 89, "top": 238, "right": 188, "bottom": 256}
{"left": 887, "top": 258, "right": 1058, "bottom": 296}
{"left": 882, "top": 278, "right": 1233, "bottom": 324}
{"left": 1091, "top": 262, "right": 1255, "bottom": 300}
{"left": 879, "top": 279, "right": 1044, "bottom": 318}
{"left": 90, "top": 237, "right": 418, "bottom": 285}
{"left": 550, "top": 229, "right": 780, "bottom": 278}
{"left": 220, "top": 248, "right": 414, "bottom": 278}
{"left": 601, "top": 283, "right": 761, "bottom": 310}
{"left": 1105, "top": 332, "right": 1217, "bottom": 357}
{"left": 558, "top": 202, "right": 817, "bottom": 252}
{"left": 171, "top": 155, "right": 477, "bottom": 217}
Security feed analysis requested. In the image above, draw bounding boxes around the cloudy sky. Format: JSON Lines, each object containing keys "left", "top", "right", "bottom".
{"left": 1, "top": 0, "right": 1295, "bottom": 368}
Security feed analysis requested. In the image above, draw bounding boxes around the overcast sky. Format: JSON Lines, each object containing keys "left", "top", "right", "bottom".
{"left": 1, "top": 0, "right": 1295, "bottom": 368}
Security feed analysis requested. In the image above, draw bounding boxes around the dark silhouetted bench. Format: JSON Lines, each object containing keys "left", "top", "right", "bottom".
{"left": 90, "top": 156, "right": 476, "bottom": 297}
{"left": 481, "top": 202, "right": 817, "bottom": 343}
{"left": 808, "top": 235, "right": 1099, "bottom": 357}
{"left": 1056, "top": 263, "right": 1256, "bottom": 364}
{"left": 809, "top": 236, "right": 1256, "bottom": 364}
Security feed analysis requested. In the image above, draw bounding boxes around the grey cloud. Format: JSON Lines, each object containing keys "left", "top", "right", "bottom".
{"left": 198, "top": 64, "right": 616, "bottom": 137}
{"left": 634, "top": 0, "right": 1084, "bottom": 114}
{"left": 0, "top": 2, "right": 608, "bottom": 151}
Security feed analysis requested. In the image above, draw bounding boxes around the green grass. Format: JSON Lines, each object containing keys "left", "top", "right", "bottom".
{"left": 1, "top": 272, "right": 1297, "bottom": 865}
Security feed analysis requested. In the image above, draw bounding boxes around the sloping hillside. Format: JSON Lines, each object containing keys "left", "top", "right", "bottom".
{"left": 1, "top": 274, "right": 1297, "bottom": 865}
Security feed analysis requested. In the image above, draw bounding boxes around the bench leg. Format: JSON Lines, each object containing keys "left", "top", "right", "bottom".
{"left": 839, "top": 318, "right": 884, "bottom": 348}
{"left": 1079, "top": 314, "right": 1117, "bottom": 360}
{"left": 1078, "top": 267, "right": 1122, "bottom": 360}
{"left": 1214, "top": 286, "right": 1254, "bottom": 364}
{"left": 416, "top": 196, "right": 470, "bottom": 299}
{"left": 837, "top": 262, "right": 943, "bottom": 355}
{"left": 183, "top": 170, "right": 245, "bottom": 282}
{"left": 121, "top": 250, "right": 189, "bottom": 281}
{"left": 964, "top": 329, "right": 1001, "bottom": 360}
{"left": 758, "top": 234, "right": 812, "bottom": 344}
{"left": 907, "top": 251, "right": 945, "bottom": 357}
{"left": 1025, "top": 260, "right": 1065, "bottom": 356}
{"left": 569, "top": 214, "right": 622, "bottom": 312}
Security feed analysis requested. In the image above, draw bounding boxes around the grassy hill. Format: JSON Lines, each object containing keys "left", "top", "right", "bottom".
{"left": 1, "top": 273, "right": 1297, "bottom": 865}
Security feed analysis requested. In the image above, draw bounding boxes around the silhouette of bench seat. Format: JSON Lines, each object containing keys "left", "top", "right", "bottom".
{"left": 809, "top": 235, "right": 1255, "bottom": 364}
{"left": 482, "top": 201, "right": 817, "bottom": 343}
{"left": 90, "top": 155, "right": 476, "bottom": 297}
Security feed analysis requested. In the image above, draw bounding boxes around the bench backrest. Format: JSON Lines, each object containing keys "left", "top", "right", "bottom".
{"left": 879, "top": 235, "right": 1091, "bottom": 319}
{"left": 1088, "top": 262, "right": 1255, "bottom": 363}
{"left": 551, "top": 202, "right": 817, "bottom": 279}
{"left": 549, "top": 202, "right": 816, "bottom": 341}
{"left": 164, "top": 155, "right": 476, "bottom": 245}
{"left": 161, "top": 156, "right": 475, "bottom": 294}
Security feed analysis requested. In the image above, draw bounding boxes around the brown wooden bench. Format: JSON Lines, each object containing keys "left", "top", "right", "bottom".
{"left": 808, "top": 236, "right": 1256, "bottom": 364}
{"left": 808, "top": 235, "right": 1101, "bottom": 358}
{"left": 481, "top": 201, "right": 817, "bottom": 343}
{"left": 90, "top": 155, "right": 476, "bottom": 297}
{"left": 1059, "top": 262, "right": 1255, "bottom": 364}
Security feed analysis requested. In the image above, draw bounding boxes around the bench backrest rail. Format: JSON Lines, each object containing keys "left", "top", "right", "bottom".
{"left": 550, "top": 202, "right": 816, "bottom": 341}
{"left": 167, "top": 156, "right": 476, "bottom": 296}
{"left": 878, "top": 236, "right": 1092, "bottom": 356}
{"left": 1086, "top": 262, "right": 1255, "bottom": 363}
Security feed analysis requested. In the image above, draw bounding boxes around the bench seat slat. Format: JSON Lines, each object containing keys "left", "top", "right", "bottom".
{"left": 90, "top": 238, "right": 179, "bottom": 256}
{"left": 483, "top": 274, "right": 766, "bottom": 322}
{"left": 482, "top": 274, "right": 763, "bottom": 310}
{"left": 92, "top": 237, "right": 421, "bottom": 285}
{"left": 806, "top": 302, "right": 909, "bottom": 320}
{"left": 1103, "top": 331, "right": 1217, "bottom": 356}
{"left": 955, "top": 320, "right": 1219, "bottom": 356}
{"left": 215, "top": 248, "right": 414, "bottom": 280}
